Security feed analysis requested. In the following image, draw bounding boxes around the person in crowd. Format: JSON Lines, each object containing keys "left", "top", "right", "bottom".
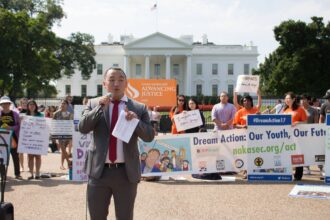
{"left": 0, "top": 96, "right": 22, "bottom": 179}
{"left": 38, "top": 105, "right": 46, "bottom": 114}
{"left": 18, "top": 98, "right": 28, "bottom": 113}
{"left": 300, "top": 94, "right": 318, "bottom": 175}
{"left": 185, "top": 98, "right": 205, "bottom": 133}
{"left": 211, "top": 91, "right": 237, "bottom": 180}
{"left": 65, "top": 95, "right": 74, "bottom": 114}
{"left": 78, "top": 67, "right": 155, "bottom": 220}
{"left": 44, "top": 106, "right": 57, "bottom": 118}
{"left": 26, "top": 100, "right": 43, "bottom": 180}
{"left": 270, "top": 99, "right": 284, "bottom": 114}
{"left": 150, "top": 106, "right": 161, "bottom": 135}
{"left": 53, "top": 100, "right": 73, "bottom": 170}
{"left": 212, "top": 91, "right": 236, "bottom": 131}
{"left": 18, "top": 97, "right": 28, "bottom": 171}
{"left": 233, "top": 91, "right": 261, "bottom": 129}
{"left": 311, "top": 97, "right": 321, "bottom": 114}
{"left": 82, "top": 97, "right": 89, "bottom": 105}
{"left": 319, "top": 89, "right": 330, "bottom": 180}
{"left": 170, "top": 95, "right": 188, "bottom": 134}
{"left": 282, "top": 91, "right": 307, "bottom": 181}
{"left": 319, "top": 89, "right": 330, "bottom": 123}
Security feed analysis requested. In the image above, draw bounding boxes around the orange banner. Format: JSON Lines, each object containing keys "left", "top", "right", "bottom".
{"left": 126, "top": 79, "right": 177, "bottom": 107}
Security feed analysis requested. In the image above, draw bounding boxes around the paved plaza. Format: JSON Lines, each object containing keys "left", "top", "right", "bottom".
{"left": 4, "top": 153, "right": 330, "bottom": 220}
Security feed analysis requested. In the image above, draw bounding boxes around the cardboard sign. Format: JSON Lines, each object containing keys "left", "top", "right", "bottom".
{"left": 173, "top": 110, "right": 203, "bottom": 132}
{"left": 235, "top": 75, "right": 259, "bottom": 93}
{"left": 18, "top": 116, "right": 50, "bottom": 155}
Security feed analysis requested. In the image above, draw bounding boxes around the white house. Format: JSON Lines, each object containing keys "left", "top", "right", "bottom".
{"left": 56, "top": 32, "right": 258, "bottom": 97}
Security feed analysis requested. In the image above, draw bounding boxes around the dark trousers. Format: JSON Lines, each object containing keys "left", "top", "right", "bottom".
{"left": 294, "top": 166, "right": 303, "bottom": 180}
{"left": 87, "top": 166, "right": 137, "bottom": 220}
{"left": 10, "top": 147, "right": 20, "bottom": 176}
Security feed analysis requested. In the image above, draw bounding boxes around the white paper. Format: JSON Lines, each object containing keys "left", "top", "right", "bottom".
{"left": 235, "top": 75, "right": 259, "bottom": 93}
{"left": 112, "top": 111, "right": 139, "bottom": 143}
{"left": 173, "top": 110, "right": 203, "bottom": 132}
{"left": 17, "top": 116, "right": 50, "bottom": 155}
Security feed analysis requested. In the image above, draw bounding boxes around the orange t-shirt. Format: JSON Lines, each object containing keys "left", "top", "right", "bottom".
{"left": 169, "top": 108, "right": 185, "bottom": 134}
{"left": 283, "top": 107, "right": 307, "bottom": 124}
{"left": 233, "top": 107, "right": 259, "bottom": 126}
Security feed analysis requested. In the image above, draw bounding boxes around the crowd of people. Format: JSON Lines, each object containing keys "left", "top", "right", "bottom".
{"left": 1, "top": 88, "right": 330, "bottom": 182}
{"left": 0, "top": 94, "right": 86, "bottom": 180}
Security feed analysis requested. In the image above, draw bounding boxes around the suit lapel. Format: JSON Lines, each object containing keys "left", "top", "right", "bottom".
{"left": 104, "top": 103, "right": 110, "bottom": 129}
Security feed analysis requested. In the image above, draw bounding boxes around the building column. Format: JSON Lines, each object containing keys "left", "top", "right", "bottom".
{"left": 124, "top": 55, "right": 130, "bottom": 78}
{"left": 185, "top": 55, "right": 192, "bottom": 95}
{"left": 145, "top": 55, "right": 150, "bottom": 79}
{"left": 166, "top": 55, "right": 171, "bottom": 79}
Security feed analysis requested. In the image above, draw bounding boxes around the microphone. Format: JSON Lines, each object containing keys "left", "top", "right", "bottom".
{"left": 100, "top": 92, "right": 112, "bottom": 107}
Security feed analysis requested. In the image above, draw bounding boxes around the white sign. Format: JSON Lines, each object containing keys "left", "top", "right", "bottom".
{"left": 72, "top": 130, "right": 92, "bottom": 181}
{"left": 0, "top": 129, "right": 12, "bottom": 165}
{"left": 173, "top": 110, "right": 203, "bottom": 132}
{"left": 325, "top": 114, "right": 330, "bottom": 183}
{"left": 292, "top": 124, "right": 326, "bottom": 166}
{"left": 112, "top": 111, "right": 139, "bottom": 143}
{"left": 74, "top": 105, "right": 86, "bottom": 121}
{"left": 49, "top": 120, "right": 73, "bottom": 139}
{"left": 18, "top": 116, "right": 50, "bottom": 155}
{"left": 235, "top": 75, "right": 259, "bottom": 94}
{"left": 289, "top": 184, "right": 330, "bottom": 199}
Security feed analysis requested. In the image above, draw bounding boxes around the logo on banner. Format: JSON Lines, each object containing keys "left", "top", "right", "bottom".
{"left": 291, "top": 155, "right": 304, "bottom": 165}
{"left": 216, "top": 160, "right": 225, "bottom": 171}
{"left": 274, "top": 155, "right": 282, "bottom": 167}
{"left": 254, "top": 157, "right": 264, "bottom": 167}
{"left": 235, "top": 159, "right": 244, "bottom": 169}
{"left": 315, "top": 155, "right": 325, "bottom": 162}
{"left": 198, "top": 161, "right": 207, "bottom": 172}
{"left": 126, "top": 83, "right": 140, "bottom": 98}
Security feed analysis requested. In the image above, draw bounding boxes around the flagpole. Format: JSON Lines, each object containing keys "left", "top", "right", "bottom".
{"left": 156, "top": 0, "right": 158, "bottom": 32}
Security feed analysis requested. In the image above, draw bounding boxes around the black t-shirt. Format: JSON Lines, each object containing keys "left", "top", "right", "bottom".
{"left": 320, "top": 102, "right": 330, "bottom": 117}
{"left": 0, "top": 111, "right": 15, "bottom": 128}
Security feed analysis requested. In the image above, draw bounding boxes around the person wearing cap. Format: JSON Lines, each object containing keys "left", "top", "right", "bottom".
{"left": 78, "top": 67, "right": 155, "bottom": 220}
{"left": 319, "top": 89, "right": 330, "bottom": 123}
{"left": 0, "top": 96, "right": 22, "bottom": 179}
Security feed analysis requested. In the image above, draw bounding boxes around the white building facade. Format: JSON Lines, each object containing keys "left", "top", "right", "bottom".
{"left": 56, "top": 32, "right": 258, "bottom": 97}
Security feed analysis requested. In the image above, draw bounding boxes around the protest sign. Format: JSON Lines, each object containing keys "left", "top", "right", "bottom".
{"left": 74, "top": 105, "right": 86, "bottom": 121}
{"left": 17, "top": 116, "right": 50, "bottom": 155}
{"left": 139, "top": 130, "right": 247, "bottom": 176}
{"left": 325, "top": 114, "right": 330, "bottom": 184}
{"left": 173, "top": 110, "right": 203, "bottom": 132}
{"left": 49, "top": 120, "right": 73, "bottom": 139}
{"left": 289, "top": 184, "right": 330, "bottom": 199}
{"left": 72, "top": 129, "right": 92, "bottom": 181}
{"left": 0, "top": 129, "right": 12, "bottom": 165}
{"left": 292, "top": 124, "right": 326, "bottom": 166}
{"left": 126, "top": 79, "right": 176, "bottom": 106}
{"left": 235, "top": 75, "right": 259, "bottom": 93}
{"left": 246, "top": 114, "right": 294, "bottom": 181}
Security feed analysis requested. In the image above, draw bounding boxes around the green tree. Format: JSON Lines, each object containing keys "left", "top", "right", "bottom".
{"left": 253, "top": 17, "right": 330, "bottom": 97}
{"left": 0, "top": 0, "right": 96, "bottom": 99}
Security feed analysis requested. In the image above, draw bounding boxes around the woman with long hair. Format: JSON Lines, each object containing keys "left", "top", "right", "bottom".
{"left": 169, "top": 95, "right": 188, "bottom": 134}
{"left": 283, "top": 91, "right": 307, "bottom": 181}
{"left": 26, "top": 100, "right": 43, "bottom": 179}
{"left": 185, "top": 98, "right": 205, "bottom": 133}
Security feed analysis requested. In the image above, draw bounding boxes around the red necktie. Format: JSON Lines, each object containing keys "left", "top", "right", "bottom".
{"left": 109, "top": 100, "right": 120, "bottom": 163}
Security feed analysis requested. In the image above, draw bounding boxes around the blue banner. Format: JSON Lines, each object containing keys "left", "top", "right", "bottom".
{"left": 247, "top": 114, "right": 292, "bottom": 126}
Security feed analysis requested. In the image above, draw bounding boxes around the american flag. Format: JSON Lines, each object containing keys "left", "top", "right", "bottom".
{"left": 151, "top": 3, "right": 157, "bottom": 11}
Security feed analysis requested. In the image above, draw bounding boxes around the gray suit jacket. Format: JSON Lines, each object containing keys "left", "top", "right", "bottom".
{"left": 78, "top": 97, "right": 155, "bottom": 183}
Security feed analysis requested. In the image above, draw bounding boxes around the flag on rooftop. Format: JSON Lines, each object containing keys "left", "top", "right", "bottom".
{"left": 151, "top": 3, "right": 157, "bottom": 11}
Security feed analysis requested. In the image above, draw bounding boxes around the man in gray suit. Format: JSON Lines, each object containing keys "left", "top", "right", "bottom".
{"left": 79, "top": 67, "right": 155, "bottom": 220}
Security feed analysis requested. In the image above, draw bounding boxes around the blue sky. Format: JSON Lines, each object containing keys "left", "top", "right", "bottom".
{"left": 53, "top": 0, "right": 330, "bottom": 64}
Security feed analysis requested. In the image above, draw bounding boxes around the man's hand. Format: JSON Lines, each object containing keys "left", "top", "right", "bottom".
{"left": 99, "top": 95, "right": 111, "bottom": 106}
{"left": 125, "top": 106, "right": 138, "bottom": 121}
